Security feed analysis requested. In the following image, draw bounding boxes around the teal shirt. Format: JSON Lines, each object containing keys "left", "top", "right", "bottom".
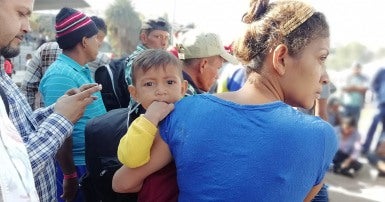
{"left": 39, "top": 54, "right": 106, "bottom": 165}
{"left": 342, "top": 74, "right": 368, "bottom": 107}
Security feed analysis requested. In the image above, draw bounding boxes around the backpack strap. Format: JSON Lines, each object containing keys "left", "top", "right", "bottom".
{"left": 0, "top": 85, "right": 10, "bottom": 115}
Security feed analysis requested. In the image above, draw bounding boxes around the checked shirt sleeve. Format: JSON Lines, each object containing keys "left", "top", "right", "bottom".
{"left": 24, "top": 112, "right": 73, "bottom": 174}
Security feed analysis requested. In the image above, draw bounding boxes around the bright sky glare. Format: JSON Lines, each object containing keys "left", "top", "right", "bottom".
{"left": 87, "top": 0, "right": 385, "bottom": 51}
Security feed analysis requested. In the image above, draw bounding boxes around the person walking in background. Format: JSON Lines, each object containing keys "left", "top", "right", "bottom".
{"left": 362, "top": 67, "right": 385, "bottom": 155}
{"left": 24, "top": 53, "right": 32, "bottom": 67}
{"left": 332, "top": 116, "right": 363, "bottom": 178}
{"left": 39, "top": 7, "right": 107, "bottom": 202}
{"left": 367, "top": 136, "right": 385, "bottom": 177}
{"left": 125, "top": 17, "right": 171, "bottom": 85}
{"left": 21, "top": 16, "right": 109, "bottom": 110}
{"left": 111, "top": 0, "right": 338, "bottom": 201}
{"left": 0, "top": 0, "right": 103, "bottom": 201}
{"left": 341, "top": 62, "right": 368, "bottom": 123}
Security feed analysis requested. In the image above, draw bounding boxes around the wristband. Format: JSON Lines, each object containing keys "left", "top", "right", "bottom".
{"left": 63, "top": 172, "right": 78, "bottom": 179}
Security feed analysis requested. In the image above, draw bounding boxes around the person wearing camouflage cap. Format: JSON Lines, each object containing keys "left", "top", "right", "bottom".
{"left": 125, "top": 17, "right": 171, "bottom": 85}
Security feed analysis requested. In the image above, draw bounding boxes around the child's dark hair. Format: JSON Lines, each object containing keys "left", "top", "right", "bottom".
{"left": 234, "top": 0, "right": 329, "bottom": 74}
{"left": 131, "top": 49, "right": 183, "bottom": 85}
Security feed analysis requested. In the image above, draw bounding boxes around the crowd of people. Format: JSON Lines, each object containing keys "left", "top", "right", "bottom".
{"left": 0, "top": 0, "right": 385, "bottom": 201}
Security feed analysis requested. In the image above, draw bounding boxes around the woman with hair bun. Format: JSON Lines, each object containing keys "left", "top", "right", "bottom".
{"left": 113, "top": 0, "right": 338, "bottom": 201}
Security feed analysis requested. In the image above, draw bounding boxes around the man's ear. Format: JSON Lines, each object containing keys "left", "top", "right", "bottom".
{"left": 128, "top": 85, "right": 138, "bottom": 102}
{"left": 272, "top": 44, "right": 288, "bottom": 76}
{"left": 140, "top": 32, "right": 147, "bottom": 44}
{"left": 81, "top": 37, "right": 88, "bottom": 48}
{"left": 181, "top": 80, "right": 188, "bottom": 95}
{"left": 198, "top": 58, "right": 208, "bottom": 73}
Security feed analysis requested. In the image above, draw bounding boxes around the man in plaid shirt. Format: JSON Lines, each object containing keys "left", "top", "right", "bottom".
{"left": 0, "top": 1, "right": 104, "bottom": 201}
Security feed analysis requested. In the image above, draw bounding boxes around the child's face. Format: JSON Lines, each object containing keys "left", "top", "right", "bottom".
{"left": 129, "top": 64, "right": 187, "bottom": 109}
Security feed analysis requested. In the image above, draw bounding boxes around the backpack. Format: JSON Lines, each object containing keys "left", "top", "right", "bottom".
{"left": 82, "top": 105, "right": 144, "bottom": 202}
{"left": 95, "top": 57, "right": 130, "bottom": 111}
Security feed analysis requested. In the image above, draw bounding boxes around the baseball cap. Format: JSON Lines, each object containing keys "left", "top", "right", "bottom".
{"left": 177, "top": 31, "right": 238, "bottom": 65}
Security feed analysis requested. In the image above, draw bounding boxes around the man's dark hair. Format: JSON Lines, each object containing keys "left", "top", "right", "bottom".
{"left": 141, "top": 17, "right": 171, "bottom": 33}
{"left": 91, "top": 16, "right": 107, "bottom": 35}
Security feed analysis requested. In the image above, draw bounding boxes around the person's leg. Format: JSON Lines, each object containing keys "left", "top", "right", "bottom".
{"left": 363, "top": 112, "right": 381, "bottom": 154}
{"left": 333, "top": 150, "right": 347, "bottom": 170}
{"left": 364, "top": 105, "right": 385, "bottom": 154}
{"left": 349, "top": 159, "right": 363, "bottom": 172}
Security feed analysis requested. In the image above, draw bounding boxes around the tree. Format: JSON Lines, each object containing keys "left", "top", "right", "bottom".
{"left": 326, "top": 42, "right": 374, "bottom": 71}
{"left": 105, "top": 0, "right": 142, "bottom": 57}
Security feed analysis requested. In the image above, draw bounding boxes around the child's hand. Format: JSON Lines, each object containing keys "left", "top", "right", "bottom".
{"left": 143, "top": 101, "right": 175, "bottom": 126}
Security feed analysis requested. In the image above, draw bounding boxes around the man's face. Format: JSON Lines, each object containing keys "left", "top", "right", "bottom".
{"left": 0, "top": 0, "right": 33, "bottom": 58}
{"left": 96, "top": 30, "right": 106, "bottom": 49}
{"left": 197, "top": 55, "right": 224, "bottom": 92}
{"left": 141, "top": 30, "right": 170, "bottom": 50}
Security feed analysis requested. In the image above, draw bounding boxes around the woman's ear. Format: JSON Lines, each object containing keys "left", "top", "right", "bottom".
{"left": 272, "top": 44, "right": 288, "bottom": 76}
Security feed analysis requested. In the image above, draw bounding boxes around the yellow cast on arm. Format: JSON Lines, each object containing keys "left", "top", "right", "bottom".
{"left": 117, "top": 115, "right": 157, "bottom": 168}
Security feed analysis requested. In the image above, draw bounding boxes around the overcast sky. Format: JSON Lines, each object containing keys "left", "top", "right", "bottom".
{"left": 87, "top": 0, "right": 385, "bottom": 51}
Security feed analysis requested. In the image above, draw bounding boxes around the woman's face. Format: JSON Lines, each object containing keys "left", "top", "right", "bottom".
{"left": 282, "top": 37, "right": 330, "bottom": 109}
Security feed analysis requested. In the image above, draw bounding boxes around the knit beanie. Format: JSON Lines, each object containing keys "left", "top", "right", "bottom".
{"left": 55, "top": 7, "right": 98, "bottom": 50}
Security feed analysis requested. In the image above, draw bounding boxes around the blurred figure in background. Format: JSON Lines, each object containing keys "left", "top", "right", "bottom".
{"left": 362, "top": 67, "right": 385, "bottom": 155}
{"left": 341, "top": 62, "right": 368, "bottom": 123}
{"left": 333, "top": 116, "right": 363, "bottom": 178}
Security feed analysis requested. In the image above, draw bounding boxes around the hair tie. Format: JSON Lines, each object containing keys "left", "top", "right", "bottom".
{"left": 281, "top": 5, "right": 315, "bottom": 36}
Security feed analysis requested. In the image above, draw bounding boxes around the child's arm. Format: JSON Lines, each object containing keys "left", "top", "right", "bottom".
{"left": 113, "top": 133, "right": 172, "bottom": 193}
{"left": 117, "top": 101, "right": 174, "bottom": 168}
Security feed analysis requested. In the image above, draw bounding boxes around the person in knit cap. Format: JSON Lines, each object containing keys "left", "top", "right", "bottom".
{"left": 39, "top": 7, "right": 107, "bottom": 202}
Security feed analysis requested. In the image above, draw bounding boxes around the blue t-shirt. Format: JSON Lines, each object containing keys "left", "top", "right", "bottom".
{"left": 159, "top": 94, "right": 338, "bottom": 201}
{"left": 39, "top": 54, "right": 106, "bottom": 165}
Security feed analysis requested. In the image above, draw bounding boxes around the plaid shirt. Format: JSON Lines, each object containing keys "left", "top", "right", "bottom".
{"left": 20, "top": 42, "right": 61, "bottom": 109}
{"left": 0, "top": 67, "right": 73, "bottom": 202}
{"left": 20, "top": 42, "right": 110, "bottom": 109}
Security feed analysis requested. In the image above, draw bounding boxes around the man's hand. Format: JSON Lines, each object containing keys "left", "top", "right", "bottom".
{"left": 55, "top": 84, "right": 102, "bottom": 123}
{"left": 61, "top": 178, "right": 79, "bottom": 202}
{"left": 143, "top": 101, "right": 174, "bottom": 126}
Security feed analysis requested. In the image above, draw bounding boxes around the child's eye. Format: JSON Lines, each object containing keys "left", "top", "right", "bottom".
{"left": 167, "top": 80, "right": 176, "bottom": 85}
{"left": 144, "top": 82, "right": 154, "bottom": 87}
